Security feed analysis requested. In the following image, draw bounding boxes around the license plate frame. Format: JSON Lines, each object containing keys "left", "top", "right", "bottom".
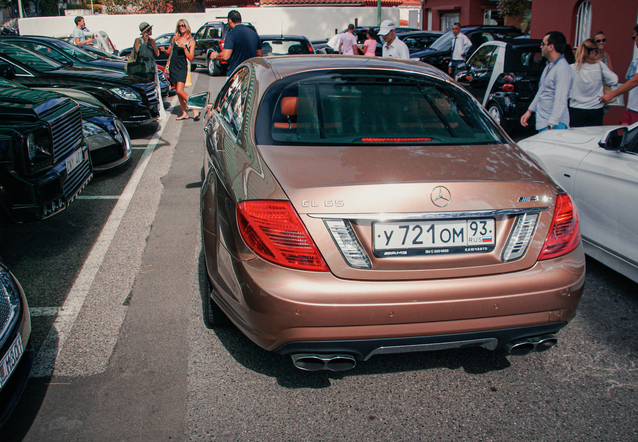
{"left": 373, "top": 218, "right": 496, "bottom": 257}
{"left": 0, "top": 334, "right": 24, "bottom": 388}
{"left": 65, "top": 148, "right": 84, "bottom": 174}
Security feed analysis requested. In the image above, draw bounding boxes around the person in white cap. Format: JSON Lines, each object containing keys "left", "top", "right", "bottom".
{"left": 378, "top": 20, "right": 409, "bottom": 60}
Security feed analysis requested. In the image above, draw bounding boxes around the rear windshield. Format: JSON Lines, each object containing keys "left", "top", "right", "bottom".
{"left": 256, "top": 70, "right": 505, "bottom": 146}
{"left": 504, "top": 46, "right": 546, "bottom": 72}
{"left": 261, "top": 39, "right": 311, "bottom": 56}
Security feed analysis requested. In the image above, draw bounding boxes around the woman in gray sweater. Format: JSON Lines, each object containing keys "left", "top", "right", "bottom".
{"left": 569, "top": 39, "right": 618, "bottom": 127}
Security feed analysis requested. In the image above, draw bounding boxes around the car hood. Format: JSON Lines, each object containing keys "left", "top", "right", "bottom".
{"left": 86, "top": 59, "right": 127, "bottom": 72}
{"left": 43, "top": 65, "right": 142, "bottom": 86}
{"left": 0, "top": 86, "right": 68, "bottom": 115}
{"left": 519, "top": 126, "right": 614, "bottom": 147}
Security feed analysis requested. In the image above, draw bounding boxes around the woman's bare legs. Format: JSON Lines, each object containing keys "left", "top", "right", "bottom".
{"left": 175, "top": 81, "right": 189, "bottom": 120}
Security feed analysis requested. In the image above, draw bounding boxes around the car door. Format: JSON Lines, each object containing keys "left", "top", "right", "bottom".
{"left": 456, "top": 45, "right": 498, "bottom": 104}
{"left": 573, "top": 129, "right": 638, "bottom": 267}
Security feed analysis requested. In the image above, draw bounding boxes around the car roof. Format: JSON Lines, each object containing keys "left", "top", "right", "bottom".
{"left": 253, "top": 55, "right": 450, "bottom": 80}
{"left": 260, "top": 35, "right": 310, "bottom": 40}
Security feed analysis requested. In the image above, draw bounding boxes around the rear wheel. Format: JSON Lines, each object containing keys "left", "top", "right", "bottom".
{"left": 487, "top": 102, "right": 503, "bottom": 126}
{"left": 207, "top": 57, "right": 221, "bottom": 76}
{"left": 203, "top": 279, "right": 231, "bottom": 328}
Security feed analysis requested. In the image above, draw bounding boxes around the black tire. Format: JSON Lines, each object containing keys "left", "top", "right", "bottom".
{"left": 203, "top": 279, "right": 231, "bottom": 328}
{"left": 487, "top": 102, "right": 511, "bottom": 132}
{"left": 207, "top": 57, "right": 221, "bottom": 76}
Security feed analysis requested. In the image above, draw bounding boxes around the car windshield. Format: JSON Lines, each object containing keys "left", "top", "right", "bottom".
{"left": 0, "top": 43, "right": 62, "bottom": 71}
{"left": 428, "top": 31, "right": 455, "bottom": 51}
{"left": 155, "top": 34, "right": 174, "bottom": 45}
{"left": 55, "top": 41, "right": 99, "bottom": 61}
{"left": 258, "top": 70, "right": 505, "bottom": 146}
{"left": 12, "top": 39, "right": 99, "bottom": 63}
{"left": 261, "top": 39, "right": 311, "bottom": 56}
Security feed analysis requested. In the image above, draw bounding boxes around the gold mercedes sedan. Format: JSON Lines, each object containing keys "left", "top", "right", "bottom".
{"left": 189, "top": 56, "right": 585, "bottom": 372}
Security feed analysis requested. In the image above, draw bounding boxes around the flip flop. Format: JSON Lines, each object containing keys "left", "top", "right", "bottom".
{"left": 193, "top": 112, "right": 200, "bottom": 122}
{"left": 176, "top": 115, "right": 189, "bottom": 121}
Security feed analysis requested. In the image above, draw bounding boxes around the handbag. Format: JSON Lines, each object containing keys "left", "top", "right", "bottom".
{"left": 600, "top": 63, "right": 624, "bottom": 107}
{"left": 126, "top": 39, "right": 146, "bottom": 77}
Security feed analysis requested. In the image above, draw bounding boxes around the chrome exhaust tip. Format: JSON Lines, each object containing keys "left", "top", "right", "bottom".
{"left": 505, "top": 334, "right": 557, "bottom": 356}
{"left": 291, "top": 354, "right": 356, "bottom": 372}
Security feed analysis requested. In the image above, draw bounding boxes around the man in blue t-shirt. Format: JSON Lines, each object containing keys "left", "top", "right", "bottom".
{"left": 209, "top": 10, "right": 262, "bottom": 76}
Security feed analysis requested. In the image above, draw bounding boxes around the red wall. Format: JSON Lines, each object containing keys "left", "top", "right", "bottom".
{"left": 530, "top": 0, "right": 638, "bottom": 124}
{"left": 424, "top": 0, "right": 495, "bottom": 30}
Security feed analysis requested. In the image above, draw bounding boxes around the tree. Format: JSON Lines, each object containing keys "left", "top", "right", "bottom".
{"left": 497, "top": 0, "right": 528, "bottom": 28}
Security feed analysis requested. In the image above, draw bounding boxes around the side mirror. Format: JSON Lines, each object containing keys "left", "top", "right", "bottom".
{"left": 0, "top": 63, "right": 16, "bottom": 80}
{"left": 598, "top": 127, "right": 628, "bottom": 151}
{"left": 187, "top": 91, "right": 209, "bottom": 110}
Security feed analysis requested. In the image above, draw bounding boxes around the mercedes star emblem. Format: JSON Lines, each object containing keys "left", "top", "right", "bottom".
{"left": 431, "top": 186, "right": 451, "bottom": 207}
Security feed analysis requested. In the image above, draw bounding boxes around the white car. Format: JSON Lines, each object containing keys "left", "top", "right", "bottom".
{"left": 518, "top": 123, "right": 638, "bottom": 283}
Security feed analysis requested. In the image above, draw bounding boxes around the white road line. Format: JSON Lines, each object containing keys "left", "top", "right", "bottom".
{"left": 30, "top": 307, "right": 61, "bottom": 317}
{"left": 76, "top": 196, "right": 120, "bottom": 200}
{"left": 31, "top": 105, "right": 173, "bottom": 378}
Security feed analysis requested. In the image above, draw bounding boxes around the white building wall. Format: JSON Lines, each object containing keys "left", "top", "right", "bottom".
{"left": 17, "top": 7, "right": 401, "bottom": 51}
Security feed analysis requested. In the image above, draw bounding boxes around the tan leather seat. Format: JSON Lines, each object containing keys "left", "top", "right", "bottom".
{"left": 274, "top": 96, "right": 298, "bottom": 129}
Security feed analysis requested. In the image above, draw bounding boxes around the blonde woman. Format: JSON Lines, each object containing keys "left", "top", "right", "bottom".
{"left": 568, "top": 39, "right": 617, "bottom": 127}
{"left": 161, "top": 19, "right": 199, "bottom": 121}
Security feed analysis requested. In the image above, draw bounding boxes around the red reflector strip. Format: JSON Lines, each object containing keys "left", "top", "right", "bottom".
{"left": 360, "top": 137, "right": 433, "bottom": 142}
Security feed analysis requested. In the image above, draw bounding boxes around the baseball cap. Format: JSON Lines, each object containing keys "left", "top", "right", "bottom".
{"left": 139, "top": 22, "right": 153, "bottom": 34}
{"left": 378, "top": 20, "right": 396, "bottom": 36}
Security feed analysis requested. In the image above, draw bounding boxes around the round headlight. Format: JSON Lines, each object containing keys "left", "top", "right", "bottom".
{"left": 26, "top": 129, "right": 52, "bottom": 161}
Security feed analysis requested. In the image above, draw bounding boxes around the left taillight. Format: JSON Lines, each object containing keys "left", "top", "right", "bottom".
{"left": 538, "top": 193, "right": 581, "bottom": 261}
{"left": 237, "top": 200, "right": 330, "bottom": 272}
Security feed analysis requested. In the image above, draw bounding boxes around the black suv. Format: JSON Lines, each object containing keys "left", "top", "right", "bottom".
{"left": 0, "top": 73, "right": 92, "bottom": 222}
{"left": 418, "top": 25, "right": 523, "bottom": 72}
{"left": 192, "top": 20, "right": 257, "bottom": 76}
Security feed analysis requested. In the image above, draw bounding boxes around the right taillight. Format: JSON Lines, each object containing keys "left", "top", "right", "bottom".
{"left": 237, "top": 200, "right": 329, "bottom": 272}
{"left": 538, "top": 193, "right": 581, "bottom": 260}
{"left": 502, "top": 74, "right": 515, "bottom": 92}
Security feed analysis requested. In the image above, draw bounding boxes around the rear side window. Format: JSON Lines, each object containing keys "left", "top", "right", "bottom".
{"left": 261, "top": 39, "right": 311, "bottom": 56}
{"left": 256, "top": 70, "right": 505, "bottom": 146}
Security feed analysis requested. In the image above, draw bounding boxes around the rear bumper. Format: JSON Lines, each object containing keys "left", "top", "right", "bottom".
{"left": 207, "top": 230, "right": 585, "bottom": 354}
{"left": 274, "top": 322, "right": 567, "bottom": 361}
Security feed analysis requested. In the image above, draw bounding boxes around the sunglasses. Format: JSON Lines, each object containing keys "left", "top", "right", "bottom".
{"left": 178, "top": 24, "right": 186, "bottom": 28}
{"left": 586, "top": 47, "right": 598, "bottom": 53}
{"left": 595, "top": 38, "right": 606, "bottom": 43}
{"left": 633, "top": 35, "right": 637, "bottom": 40}
{"left": 539, "top": 42, "right": 549, "bottom": 47}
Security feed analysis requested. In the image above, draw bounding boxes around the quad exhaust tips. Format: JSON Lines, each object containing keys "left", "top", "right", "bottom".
{"left": 291, "top": 354, "right": 357, "bottom": 372}
{"left": 505, "top": 334, "right": 558, "bottom": 356}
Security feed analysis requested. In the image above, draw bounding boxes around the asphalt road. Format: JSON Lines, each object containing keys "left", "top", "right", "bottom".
{"left": 1, "top": 71, "right": 637, "bottom": 441}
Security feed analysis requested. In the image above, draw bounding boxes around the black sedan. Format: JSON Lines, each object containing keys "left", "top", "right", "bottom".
{"left": 1, "top": 36, "right": 169, "bottom": 100}
{"left": 0, "top": 41, "right": 160, "bottom": 127}
{"left": 0, "top": 261, "right": 32, "bottom": 428}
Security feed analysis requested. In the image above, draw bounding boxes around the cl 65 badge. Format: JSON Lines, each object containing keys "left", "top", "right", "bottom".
{"left": 302, "top": 200, "right": 344, "bottom": 208}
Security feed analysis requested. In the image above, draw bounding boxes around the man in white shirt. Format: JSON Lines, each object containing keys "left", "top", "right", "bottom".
{"left": 339, "top": 24, "right": 358, "bottom": 55}
{"left": 448, "top": 23, "right": 471, "bottom": 77}
{"left": 378, "top": 20, "right": 409, "bottom": 60}
{"left": 73, "top": 16, "right": 94, "bottom": 47}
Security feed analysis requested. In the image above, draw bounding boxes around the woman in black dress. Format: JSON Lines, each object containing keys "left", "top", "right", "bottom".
{"left": 161, "top": 19, "right": 198, "bottom": 120}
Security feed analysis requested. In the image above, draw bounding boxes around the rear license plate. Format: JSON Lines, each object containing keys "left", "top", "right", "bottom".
{"left": 0, "top": 335, "right": 24, "bottom": 388}
{"left": 65, "top": 148, "right": 83, "bottom": 174}
{"left": 374, "top": 218, "right": 495, "bottom": 257}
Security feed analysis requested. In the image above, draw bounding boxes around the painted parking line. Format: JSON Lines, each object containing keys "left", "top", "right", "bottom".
{"left": 30, "top": 101, "right": 174, "bottom": 378}
{"left": 30, "top": 307, "right": 61, "bottom": 317}
{"left": 76, "top": 196, "right": 121, "bottom": 200}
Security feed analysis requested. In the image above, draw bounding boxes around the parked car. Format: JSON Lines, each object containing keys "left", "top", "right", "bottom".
{"left": 519, "top": 124, "right": 638, "bottom": 284}
{"left": 0, "top": 261, "right": 32, "bottom": 428}
{"left": 39, "top": 87, "right": 132, "bottom": 172}
{"left": 0, "top": 41, "right": 160, "bottom": 127}
{"left": 419, "top": 25, "right": 523, "bottom": 72}
{"left": 195, "top": 20, "right": 257, "bottom": 75}
{"left": 188, "top": 56, "right": 585, "bottom": 372}
{"left": 1, "top": 36, "right": 169, "bottom": 100}
{"left": 455, "top": 39, "right": 545, "bottom": 132}
{"left": 0, "top": 75, "right": 91, "bottom": 222}
{"left": 119, "top": 32, "right": 173, "bottom": 67}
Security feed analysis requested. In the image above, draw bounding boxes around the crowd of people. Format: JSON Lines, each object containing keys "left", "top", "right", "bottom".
{"left": 73, "top": 15, "right": 638, "bottom": 129}
{"left": 522, "top": 25, "right": 638, "bottom": 131}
